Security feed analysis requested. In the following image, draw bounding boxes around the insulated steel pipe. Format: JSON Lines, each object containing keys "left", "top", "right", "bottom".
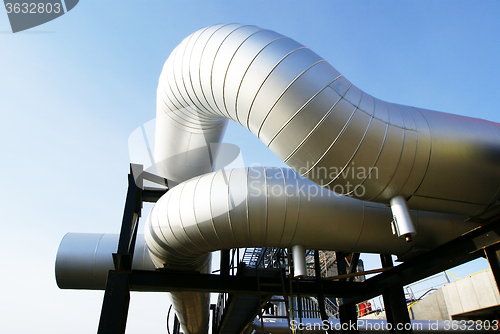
{"left": 145, "top": 167, "right": 474, "bottom": 269}
{"left": 150, "top": 24, "right": 500, "bottom": 334}
{"left": 156, "top": 23, "right": 500, "bottom": 217}
{"left": 145, "top": 167, "right": 476, "bottom": 334}
{"left": 53, "top": 170, "right": 477, "bottom": 334}
{"left": 390, "top": 195, "right": 417, "bottom": 241}
{"left": 56, "top": 24, "right": 500, "bottom": 334}
{"left": 292, "top": 245, "right": 307, "bottom": 279}
{"left": 55, "top": 233, "right": 155, "bottom": 290}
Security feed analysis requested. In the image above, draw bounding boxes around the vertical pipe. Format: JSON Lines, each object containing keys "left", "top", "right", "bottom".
{"left": 292, "top": 245, "right": 306, "bottom": 279}
{"left": 390, "top": 196, "right": 416, "bottom": 242}
{"left": 287, "top": 249, "right": 295, "bottom": 331}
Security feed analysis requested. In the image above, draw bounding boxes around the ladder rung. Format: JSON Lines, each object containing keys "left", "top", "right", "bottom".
{"left": 261, "top": 315, "right": 289, "bottom": 319}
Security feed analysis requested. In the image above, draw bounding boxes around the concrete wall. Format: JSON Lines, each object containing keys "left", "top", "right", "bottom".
{"left": 410, "top": 289, "right": 450, "bottom": 320}
{"left": 410, "top": 269, "right": 500, "bottom": 320}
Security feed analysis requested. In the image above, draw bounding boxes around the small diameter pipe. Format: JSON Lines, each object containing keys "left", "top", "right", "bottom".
{"left": 292, "top": 245, "right": 307, "bottom": 279}
{"left": 390, "top": 196, "right": 417, "bottom": 242}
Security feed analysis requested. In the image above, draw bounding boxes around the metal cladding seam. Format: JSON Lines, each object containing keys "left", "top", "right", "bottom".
{"left": 145, "top": 167, "right": 473, "bottom": 271}
{"left": 54, "top": 24, "right": 499, "bottom": 334}
{"left": 155, "top": 23, "right": 500, "bottom": 217}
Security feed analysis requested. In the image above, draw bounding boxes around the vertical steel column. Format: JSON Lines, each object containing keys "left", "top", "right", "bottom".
{"left": 336, "top": 252, "right": 359, "bottom": 334}
{"left": 380, "top": 254, "right": 412, "bottom": 334}
{"left": 485, "top": 243, "right": 500, "bottom": 293}
{"left": 97, "top": 165, "right": 143, "bottom": 334}
{"left": 210, "top": 304, "right": 217, "bottom": 334}
{"left": 98, "top": 272, "right": 131, "bottom": 334}
{"left": 220, "top": 250, "right": 230, "bottom": 276}
{"left": 218, "top": 248, "right": 230, "bottom": 334}
{"left": 314, "top": 250, "right": 334, "bottom": 334}
{"left": 347, "top": 253, "right": 361, "bottom": 282}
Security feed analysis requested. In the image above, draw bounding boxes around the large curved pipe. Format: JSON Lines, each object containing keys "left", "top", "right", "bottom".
{"left": 54, "top": 170, "right": 476, "bottom": 333}
{"left": 145, "top": 167, "right": 473, "bottom": 269}
{"left": 53, "top": 23, "right": 499, "bottom": 334}
{"left": 156, "top": 23, "right": 500, "bottom": 217}
{"left": 151, "top": 24, "right": 500, "bottom": 334}
{"left": 145, "top": 167, "right": 475, "bottom": 334}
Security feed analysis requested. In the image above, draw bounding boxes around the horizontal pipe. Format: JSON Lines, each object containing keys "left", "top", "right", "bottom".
{"left": 55, "top": 171, "right": 476, "bottom": 332}
{"left": 145, "top": 167, "right": 476, "bottom": 334}
{"left": 55, "top": 233, "right": 155, "bottom": 290}
{"left": 145, "top": 167, "right": 474, "bottom": 269}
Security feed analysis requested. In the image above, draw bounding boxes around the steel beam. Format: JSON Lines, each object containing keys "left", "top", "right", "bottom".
{"left": 347, "top": 253, "right": 361, "bottom": 282}
{"left": 347, "top": 216, "right": 500, "bottom": 304}
{"left": 220, "top": 250, "right": 230, "bottom": 277}
{"left": 336, "top": 252, "right": 359, "bottom": 334}
{"left": 98, "top": 165, "right": 145, "bottom": 334}
{"left": 485, "top": 243, "right": 500, "bottom": 293}
{"left": 380, "top": 254, "right": 412, "bottom": 334}
{"left": 128, "top": 269, "right": 366, "bottom": 297}
{"left": 315, "top": 251, "right": 334, "bottom": 334}
{"left": 97, "top": 271, "right": 131, "bottom": 334}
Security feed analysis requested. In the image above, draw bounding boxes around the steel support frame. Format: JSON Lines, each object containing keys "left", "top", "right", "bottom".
{"left": 314, "top": 250, "right": 335, "bottom": 334}
{"left": 336, "top": 252, "right": 359, "bottom": 334}
{"left": 97, "top": 164, "right": 167, "bottom": 334}
{"left": 128, "top": 269, "right": 365, "bottom": 296}
{"left": 96, "top": 165, "right": 500, "bottom": 334}
{"left": 380, "top": 254, "right": 412, "bottom": 334}
{"left": 97, "top": 166, "right": 143, "bottom": 334}
{"left": 485, "top": 243, "right": 500, "bottom": 292}
{"left": 347, "top": 215, "right": 500, "bottom": 305}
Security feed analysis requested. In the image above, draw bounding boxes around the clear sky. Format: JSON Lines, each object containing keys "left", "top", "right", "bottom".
{"left": 1, "top": 1, "right": 499, "bottom": 333}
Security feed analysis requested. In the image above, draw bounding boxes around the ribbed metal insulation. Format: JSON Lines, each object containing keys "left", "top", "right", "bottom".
{"left": 145, "top": 167, "right": 474, "bottom": 334}
{"left": 150, "top": 23, "right": 500, "bottom": 334}
{"left": 146, "top": 167, "right": 473, "bottom": 269}
{"left": 54, "top": 23, "right": 500, "bottom": 334}
{"left": 55, "top": 233, "right": 155, "bottom": 290}
{"left": 156, "top": 23, "right": 500, "bottom": 217}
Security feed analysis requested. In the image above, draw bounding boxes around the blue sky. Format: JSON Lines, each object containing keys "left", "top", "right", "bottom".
{"left": 1, "top": 1, "right": 499, "bottom": 333}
